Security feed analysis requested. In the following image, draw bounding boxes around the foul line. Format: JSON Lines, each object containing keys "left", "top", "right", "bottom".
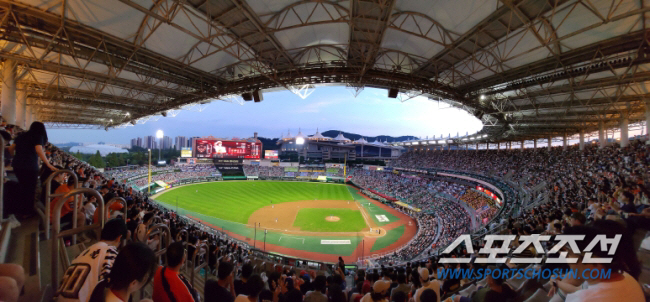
{"left": 357, "top": 201, "right": 374, "bottom": 229}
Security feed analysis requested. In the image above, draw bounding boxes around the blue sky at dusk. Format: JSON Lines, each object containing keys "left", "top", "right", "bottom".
{"left": 48, "top": 86, "right": 484, "bottom": 144}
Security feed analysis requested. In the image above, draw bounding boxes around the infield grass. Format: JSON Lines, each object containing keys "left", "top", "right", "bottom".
{"left": 293, "top": 208, "right": 367, "bottom": 232}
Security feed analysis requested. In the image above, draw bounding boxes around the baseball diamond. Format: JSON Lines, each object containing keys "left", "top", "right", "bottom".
{"left": 152, "top": 181, "right": 416, "bottom": 262}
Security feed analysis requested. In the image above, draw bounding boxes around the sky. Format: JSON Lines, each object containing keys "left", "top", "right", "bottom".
{"left": 48, "top": 86, "right": 485, "bottom": 144}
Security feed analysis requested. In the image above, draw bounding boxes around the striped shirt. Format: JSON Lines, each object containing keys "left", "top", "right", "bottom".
{"left": 56, "top": 242, "right": 118, "bottom": 302}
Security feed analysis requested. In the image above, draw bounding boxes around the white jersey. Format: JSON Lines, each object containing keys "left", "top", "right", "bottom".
{"left": 55, "top": 242, "right": 118, "bottom": 302}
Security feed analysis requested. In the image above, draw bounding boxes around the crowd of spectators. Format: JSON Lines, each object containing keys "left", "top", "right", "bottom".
{"left": 4, "top": 119, "right": 650, "bottom": 302}
{"left": 459, "top": 191, "right": 497, "bottom": 223}
{"left": 351, "top": 170, "right": 478, "bottom": 265}
{"left": 132, "top": 171, "right": 216, "bottom": 187}
{"left": 104, "top": 166, "right": 173, "bottom": 182}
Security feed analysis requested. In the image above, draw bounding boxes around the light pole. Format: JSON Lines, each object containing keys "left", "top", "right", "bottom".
{"left": 156, "top": 129, "right": 164, "bottom": 162}
{"left": 147, "top": 148, "right": 152, "bottom": 195}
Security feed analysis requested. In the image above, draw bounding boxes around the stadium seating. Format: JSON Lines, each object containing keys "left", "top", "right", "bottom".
{"left": 2, "top": 130, "right": 650, "bottom": 302}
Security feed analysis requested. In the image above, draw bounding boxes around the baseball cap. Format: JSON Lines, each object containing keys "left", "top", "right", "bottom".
{"left": 373, "top": 280, "right": 391, "bottom": 293}
{"left": 418, "top": 267, "right": 429, "bottom": 280}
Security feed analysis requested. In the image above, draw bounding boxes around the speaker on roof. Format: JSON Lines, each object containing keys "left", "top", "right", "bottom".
{"left": 242, "top": 92, "right": 253, "bottom": 101}
{"left": 388, "top": 88, "right": 398, "bottom": 98}
{"left": 253, "top": 90, "right": 263, "bottom": 102}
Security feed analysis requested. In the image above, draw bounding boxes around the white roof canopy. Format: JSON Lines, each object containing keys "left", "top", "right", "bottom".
{"left": 0, "top": 0, "right": 646, "bottom": 141}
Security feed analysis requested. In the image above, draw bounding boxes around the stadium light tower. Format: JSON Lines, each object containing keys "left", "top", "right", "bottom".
{"left": 156, "top": 129, "right": 164, "bottom": 161}
{"left": 147, "top": 148, "right": 152, "bottom": 195}
{"left": 296, "top": 137, "right": 305, "bottom": 145}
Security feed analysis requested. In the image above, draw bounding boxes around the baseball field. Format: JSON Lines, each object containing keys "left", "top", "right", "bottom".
{"left": 153, "top": 181, "right": 416, "bottom": 263}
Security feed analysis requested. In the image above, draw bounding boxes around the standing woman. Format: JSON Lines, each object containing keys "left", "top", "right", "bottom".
{"left": 8, "top": 122, "right": 58, "bottom": 218}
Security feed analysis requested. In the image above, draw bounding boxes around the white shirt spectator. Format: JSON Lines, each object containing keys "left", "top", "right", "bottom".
{"left": 565, "top": 272, "right": 644, "bottom": 302}
{"left": 55, "top": 241, "right": 118, "bottom": 302}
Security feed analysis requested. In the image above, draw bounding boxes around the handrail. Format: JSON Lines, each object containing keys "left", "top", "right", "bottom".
{"left": 145, "top": 223, "right": 171, "bottom": 265}
{"left": 105, "top": 197, "right": 127, "bottom": 218}
{"left": 151, "top": 215, "right": 163, "bottom": 225}
{"left": 39, "top": 169, "right": 78, "bottom": 239}
{"left": 175, "top": 229, "right": 189, "bottom": 271}
{"left": 51, "top": 188, "right": 104, "bottom": 289}
{"left": 191, "top": 241, "right": 209, "bottom": 287}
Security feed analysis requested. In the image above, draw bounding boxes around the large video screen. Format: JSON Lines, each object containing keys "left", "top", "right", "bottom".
{"left": 265, "top": 150, "right": 278, "bottom": 160}
{"left": 181, "top": 147, "right": 192, "bottom": 158}
{"left": 193, "top": 139, "right": 261, "bottom": 159}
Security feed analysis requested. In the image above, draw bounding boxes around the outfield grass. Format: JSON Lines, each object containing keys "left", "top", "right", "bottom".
{"left": 293, "top": 208, "right": 367, "bottom": 232}
{"left": 370, "top": 225, "right": 405, "bottom": 252}
{"left": 155, "top": 181, "right": 353, "bottom": 224}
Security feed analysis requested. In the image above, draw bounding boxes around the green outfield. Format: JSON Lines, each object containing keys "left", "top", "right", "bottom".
{"left": 154, "top": 181, "right": 406, "bottom": 258}
{"left": 155, "top": 181, "right": 353, "bottom": 224}
{"left": 293, "top": 208, "right": 367, "bottom": 232}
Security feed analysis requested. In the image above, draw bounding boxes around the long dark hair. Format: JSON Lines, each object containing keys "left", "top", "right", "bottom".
{"left": 107, "top": 242, "right": 157, "bottom": 290}
{"left": 23, "top": 121, "right": 48, "bottom": 144}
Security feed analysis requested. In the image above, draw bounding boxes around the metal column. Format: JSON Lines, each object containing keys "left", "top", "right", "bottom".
{"left": 620, "top": 115, "right": 629, "bottom": 148}
{"left": 579, "top": 130, "right": 585, "bottom": 151}
{"left": 646, "top": 100, "right": 650, "bottom": 144}
{"left": 16, "top": 83, "right": 26, "bottom": 129}
{"left": 599, "top": 120, "right": 605, "bottom": 148}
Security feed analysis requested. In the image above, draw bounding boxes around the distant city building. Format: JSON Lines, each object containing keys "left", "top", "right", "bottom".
{"left": 144, "top": 136, "right": 155, "bottom": 149}
{"left": 162, "top": 136, "right": 172, "bottom": 149}
{"left": 188, "top": 137, "right": 199, "bottom": 150}
{"left": 136, "top": 137, "right": 143, "bottom": 148}
{"left": 130, "top": 138, "right": 138, "bottom": 148}
{"left": 174, "top": 136, "right": 187, "bottom": 150}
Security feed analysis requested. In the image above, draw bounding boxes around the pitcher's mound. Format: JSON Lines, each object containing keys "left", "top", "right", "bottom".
{"left": 325, "top": 216, "right": 340, "bottom": 222}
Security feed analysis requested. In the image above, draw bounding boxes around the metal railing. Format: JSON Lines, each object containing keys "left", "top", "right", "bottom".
{"left": 37, "top": 169, "right": 78, "bottom": 239}
{"left": 51, "top": 188, "right": 105, "bottom": 289}
{"left": 175, "top": 229, "right": 190, "bottom": 272}
{"left": 190, "top": 241, "right": 209, "bottom": 288}
{"left": 145, "top": 223, "right": 171, "bottom": 265}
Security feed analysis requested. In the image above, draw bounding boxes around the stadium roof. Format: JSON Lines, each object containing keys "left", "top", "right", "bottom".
{"left": 1, "top": 0, "right": 648, "bottom": 142}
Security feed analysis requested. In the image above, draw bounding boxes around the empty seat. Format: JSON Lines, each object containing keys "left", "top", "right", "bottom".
{"left": 506, "top": 275, "right": 526, "bottom": 292}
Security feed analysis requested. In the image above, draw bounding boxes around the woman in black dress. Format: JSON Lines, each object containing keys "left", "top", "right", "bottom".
{"left": 8, "top": 122, "right": 58, "bottom": 218}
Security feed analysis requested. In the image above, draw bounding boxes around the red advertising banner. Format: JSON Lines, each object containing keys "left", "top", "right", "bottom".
{"left": 193, "top": 139, "right": 262, "bottom": 159}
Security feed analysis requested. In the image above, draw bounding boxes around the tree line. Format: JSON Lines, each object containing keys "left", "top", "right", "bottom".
{"left": 69, "top": 146, "right": 181, "bottom": 168}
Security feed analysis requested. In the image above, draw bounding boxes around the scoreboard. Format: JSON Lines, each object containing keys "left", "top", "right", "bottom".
{"left": 193, "top": 139, "right": 262, "bottom": 159}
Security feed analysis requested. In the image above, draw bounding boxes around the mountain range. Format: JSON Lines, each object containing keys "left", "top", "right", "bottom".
{"left": 258, "top": 130, "right": 418, "bottom": 150}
